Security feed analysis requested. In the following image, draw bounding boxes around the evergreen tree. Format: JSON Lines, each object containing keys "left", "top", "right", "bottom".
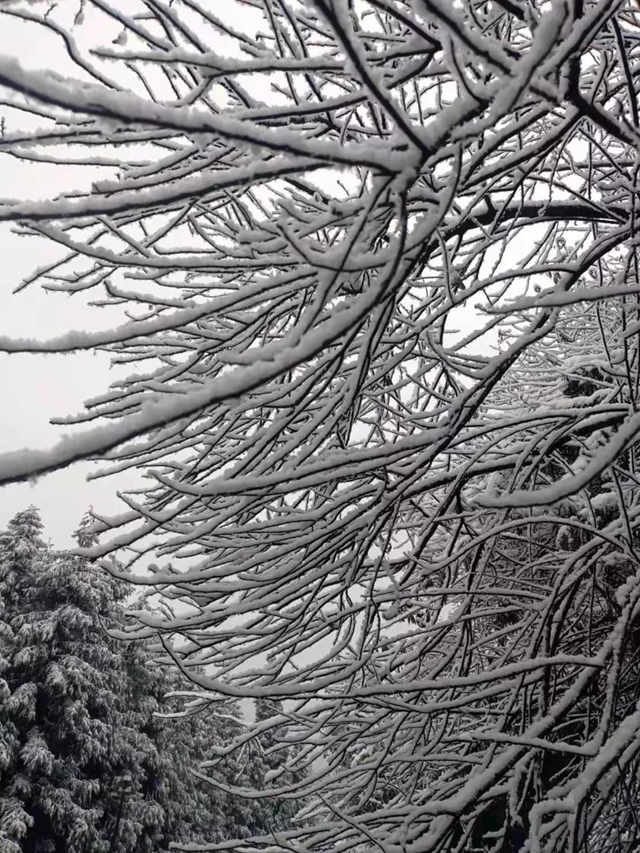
{"left": 0, "top": 509, "right": 303, "bottom": 852}
{"left": 238, "top": 699, "right": 302, "bottom": 837}
{"left": 170, "top": 694, "right": 305, "bottom": 846}
{"left": 0, "top": 507, "right": 168, "bottom": 852}
{"left": 0, "top": 508, "right": 46, "bottom": 852}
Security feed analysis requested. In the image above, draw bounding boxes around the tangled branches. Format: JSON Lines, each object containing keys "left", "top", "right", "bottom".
{"left": 2, "top": 0, "right": 640, "bottom": 849}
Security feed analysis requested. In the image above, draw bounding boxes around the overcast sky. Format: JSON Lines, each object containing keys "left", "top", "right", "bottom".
{"left": 0, "top": 7, "right": 146, "bottom": 546}
{"left": 0, "top": 1, "right": 500, "bottom": 548}
{"left": 0, "top": 1, "right": 269, "bottom": 547}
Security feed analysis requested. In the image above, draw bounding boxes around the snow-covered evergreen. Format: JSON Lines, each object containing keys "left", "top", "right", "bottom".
{"left": 0, "top": 509, "right": 296, "bottom": 851}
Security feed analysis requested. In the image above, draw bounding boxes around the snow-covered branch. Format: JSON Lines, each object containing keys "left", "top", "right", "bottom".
{"left": 2, "top": 0, "right": 640, "bottom": 849}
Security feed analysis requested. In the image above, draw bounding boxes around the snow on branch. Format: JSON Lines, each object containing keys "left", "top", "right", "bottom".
{"left": 2, "top": 0, "right": 640, "bottom": 850}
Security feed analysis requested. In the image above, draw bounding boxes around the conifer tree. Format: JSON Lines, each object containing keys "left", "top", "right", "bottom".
{"left": 221, "top": 698, "right": 302, "bottom": 840}
{"left": 0, "top": 508, "right": 303, "bottom": 851}
{"left": 0, "top": 507, "right": 170, "bottom": 851}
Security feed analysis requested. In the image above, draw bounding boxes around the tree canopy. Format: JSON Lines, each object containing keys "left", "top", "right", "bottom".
{"left": 1, "top": 1, "right": 640, "bottom": 850}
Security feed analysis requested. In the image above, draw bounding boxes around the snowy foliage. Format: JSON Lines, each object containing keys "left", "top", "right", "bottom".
{"left": 0, "top": 509, "right": 295, "bottom": 851}
{"left": 2, "top": 0, "right": 640, "bottom": 850}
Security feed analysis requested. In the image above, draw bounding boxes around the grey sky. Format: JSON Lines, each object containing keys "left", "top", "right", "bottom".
{"left": 0, "top": 215, "right": 133, "bottom": 546}
{"left": 0, "top": 9, "right": 135, "bottom": 545}
{"left": 0, "top": 0, "right": 263, "bottom": 546}
{"left": 0, "top": 0, "right": 276, "bottom": 546}
{"left": 0, "top": 0, "right": 498, "bottom": 548}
